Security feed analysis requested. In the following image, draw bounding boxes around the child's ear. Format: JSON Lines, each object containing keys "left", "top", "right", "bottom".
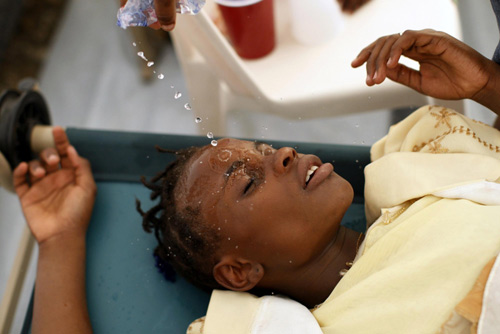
{"left": 213, "top": 256, "right": 264, "bottom": 291}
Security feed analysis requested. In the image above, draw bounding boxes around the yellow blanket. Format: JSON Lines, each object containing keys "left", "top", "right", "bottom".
{"left": 313, "top": 106, "right": 500, "bottom": 333}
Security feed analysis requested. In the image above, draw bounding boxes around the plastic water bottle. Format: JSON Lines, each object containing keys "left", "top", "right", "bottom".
{"left": 117, "top": 0, "right": 206, "bottom": 29}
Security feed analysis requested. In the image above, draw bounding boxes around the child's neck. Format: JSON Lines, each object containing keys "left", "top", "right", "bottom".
{"left": 278, "top": 226, "right": 361, "bottom": 308}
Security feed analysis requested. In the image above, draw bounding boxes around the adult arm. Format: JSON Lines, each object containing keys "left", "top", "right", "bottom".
{"left": 13, "top": 127, "right": 96, "bottom": 334}
{"left": 351, "top": 29, "right": 500, "bottom": 119}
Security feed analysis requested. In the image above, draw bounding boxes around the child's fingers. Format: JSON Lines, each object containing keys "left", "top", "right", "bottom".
{"left": 52, "top": 126, "right": 72, "bottom": 169}
{"left": 40, "top": 147, "right": 60, "bottom": 174}
{"left": 28, "top": 160, "right": 46, "bottom": 183}
{"left": 67, "top": 146, "right": 96, "bottom": 191}
{"left": 13, "top": 162, "right": 29, "bottom": 198}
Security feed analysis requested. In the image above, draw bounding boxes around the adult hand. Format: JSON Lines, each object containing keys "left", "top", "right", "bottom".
{"left": 13, "top": 127, "right": 97, "bottom": 245}
{"left": 337, "top": 0, "right": 371, "bottom": 14}
{"left": 351, "top": 29, "right": 494, "bottom": 101}
{"left": 120, "top": 0, "right": 176, "bottom": 31}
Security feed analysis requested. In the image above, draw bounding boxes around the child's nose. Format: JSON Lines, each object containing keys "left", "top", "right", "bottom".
{"left": 273, "top": 147, "right": 297, "bottom": 174}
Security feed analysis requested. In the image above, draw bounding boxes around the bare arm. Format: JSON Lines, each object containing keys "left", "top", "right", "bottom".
{"left": 33, "top": 233, "right": 91, "bottom": 334}
{"left": 13, "top": 127, "right": 96, "bottom": 333}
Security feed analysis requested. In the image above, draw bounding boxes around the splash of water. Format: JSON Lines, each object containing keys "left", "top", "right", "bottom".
{"left": 137, "top": 51, "right": 148, "bottom": 61}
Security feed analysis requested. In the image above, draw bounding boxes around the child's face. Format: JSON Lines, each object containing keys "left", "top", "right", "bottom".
{"left": 176, "top": 138, "right": 353, "bottom": 273}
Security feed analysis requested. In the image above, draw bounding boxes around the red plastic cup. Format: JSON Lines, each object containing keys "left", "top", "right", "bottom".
{"left": 215, "top": 0, "right": 276, "bottom": 59}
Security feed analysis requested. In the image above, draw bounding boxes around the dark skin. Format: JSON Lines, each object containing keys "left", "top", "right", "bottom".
{"left": 336, "top": 0, "right": 371, "bottom": 13}
{"left": 120, "top": 0, "right": 177, "bottom": 31}
{"left": 14, "top": 128, "right": 96, "bottom": 334}
{"left": 175, "top": 138, "right": 360, "bottom": 308}
{"left": 351, "top": 29, "right": 500, "bottom": 129}
{"left": 119, "top": 0, "right": 372, "bottom": 32}
{"left": 21, "top": 27, "right": 500, "bottom": 332}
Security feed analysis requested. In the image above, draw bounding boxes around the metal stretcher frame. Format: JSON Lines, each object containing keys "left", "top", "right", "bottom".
{"left": 2, "top": 128, "right": 370, "bottom": 333}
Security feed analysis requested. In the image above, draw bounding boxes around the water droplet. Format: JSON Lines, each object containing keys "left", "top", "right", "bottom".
{"left": 355, "top": 159, "right": 359, "bottom": 163}
{"left": 132, "top": 42, "right": 137, "bottom": 47}
{"left": 184, "top": 103, "right": 192, "bottom": 110}
{"left": 137, "top": 51, "right": 147, "bottom": 61}
{"left": 174, "top": 91, "right": 182, "bottom": 99}
{"left": 235, "top": 245, "right": 239, "bottom": 249}
{"left": 157, "top": 73, "right": 164, "bottom": 80}
{"left": 228, "top": 237, "right": 231, "bottom": 241}
{"left": 170, "top": 85, "right": 174, "bottom": 88}
{"left": 195, "top": 117, "right": 202, "bottom": 123}
{"left": 211, "top": 140, "right": 218, "bottom": 146}
{"left": 147, "top": 61, "right": 154, "bottom": 67}
{"left": 355, "top": 124, "right": 359, "bottom": 128}
{"left": 207, "top": 132, "right": 214, "bottom": 139}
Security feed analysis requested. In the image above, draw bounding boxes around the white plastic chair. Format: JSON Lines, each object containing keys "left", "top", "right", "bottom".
{"left": 171, "top": 0, "right": 463, "bottom": 135}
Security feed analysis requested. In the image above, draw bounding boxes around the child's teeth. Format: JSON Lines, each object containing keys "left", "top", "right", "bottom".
{"left": 305, "top": 166, "right": 319, "bottom": 183}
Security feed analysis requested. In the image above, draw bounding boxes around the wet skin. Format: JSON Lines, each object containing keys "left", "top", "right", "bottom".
{"left": 176, "top": 138, "right": 360, "bottom": 307}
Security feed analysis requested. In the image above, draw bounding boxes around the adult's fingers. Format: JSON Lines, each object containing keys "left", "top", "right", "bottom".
{"left": 372, "top": 34, "right": 400, "bottom": 84}
{"left": 52, "top": 126, "right": 72, "bottom": 169}
{"left": 13, "top": 162, "right": 29, "bottom": 198}
{"left": 351, "top": 40, "right": 376, "bottom": 68}
{"left": 386, "top": 63, "right": 422, "bottom": 93}
{"left": 364, "top": 37, "right": 388, "bottom": 86}
{"left": 154, "top": 0, "right": 176, "bottom": 31}
{"left": 388, "top": 29, "right": 445, "bottom": 65}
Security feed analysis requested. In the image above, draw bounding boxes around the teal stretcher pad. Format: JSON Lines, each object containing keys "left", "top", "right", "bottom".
{"left": 21, "top": 129, "right": 369, "bottom": 333}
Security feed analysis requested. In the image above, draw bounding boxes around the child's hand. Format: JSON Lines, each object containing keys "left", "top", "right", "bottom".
{"left": 351, "top": 29, "right": 493, "bottom": 101}
{"left": 13, "top": 127, "right": 96, "bottom": 245}
{"left": 120, "top": 0, "right": 176, "bottom": 31}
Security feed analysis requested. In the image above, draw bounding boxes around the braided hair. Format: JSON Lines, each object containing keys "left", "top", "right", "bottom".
{"left": 136, "top": 145, "right": 222, "bottom": 291}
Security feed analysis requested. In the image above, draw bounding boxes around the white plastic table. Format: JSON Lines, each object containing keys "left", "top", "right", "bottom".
{"left": 171, "top": 0, "right": 463, "bottom": 135}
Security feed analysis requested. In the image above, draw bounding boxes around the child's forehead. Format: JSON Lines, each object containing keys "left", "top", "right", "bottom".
{"left": 202, "top": 140, "right": 261, "bottom": 173}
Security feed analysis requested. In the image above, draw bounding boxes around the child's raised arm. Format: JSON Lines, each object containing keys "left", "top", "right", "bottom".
{"left": 13, "top": 127, "right": 96, "bottom": 333}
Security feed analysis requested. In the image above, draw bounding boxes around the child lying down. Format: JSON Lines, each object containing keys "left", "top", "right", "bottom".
{"left": 14, "top": 30, "right": 500, "bottom": 333}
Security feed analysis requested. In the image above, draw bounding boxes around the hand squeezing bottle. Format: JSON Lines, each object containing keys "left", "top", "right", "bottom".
{"left": 117, "top": 0, "right": 205, "bottom": 29}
